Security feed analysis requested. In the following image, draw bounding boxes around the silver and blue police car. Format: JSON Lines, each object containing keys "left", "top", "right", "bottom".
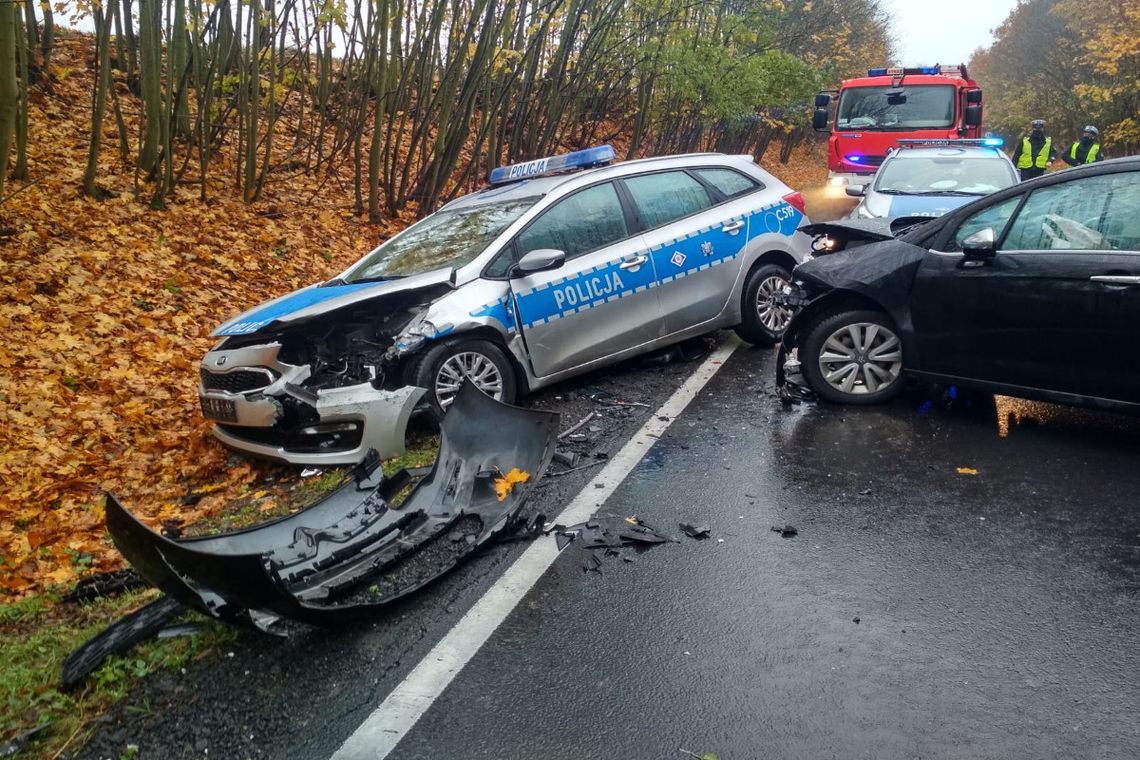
{"left": 198, "top": 146, "right": 814, "bottom": 465}
{"left": 848, "top": 139, "right": 1019, "bottom": 219}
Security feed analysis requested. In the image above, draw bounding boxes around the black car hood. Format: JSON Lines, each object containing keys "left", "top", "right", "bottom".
{"left": 791, "top": 237, "right": 930, "bottom": 327}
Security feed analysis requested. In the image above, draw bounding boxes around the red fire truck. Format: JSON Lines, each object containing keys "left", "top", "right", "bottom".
{"left": 813, "top": 65, "right": 984, "bottom": 193}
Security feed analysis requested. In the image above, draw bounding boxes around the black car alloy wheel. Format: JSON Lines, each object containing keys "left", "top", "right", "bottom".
{"left": 801, "top": 309, "right": 904, "bottom": 404}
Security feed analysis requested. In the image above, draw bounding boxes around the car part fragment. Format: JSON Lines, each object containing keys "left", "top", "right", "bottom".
{"left": 105, "top": 383, "right": 558, "bottom": 627}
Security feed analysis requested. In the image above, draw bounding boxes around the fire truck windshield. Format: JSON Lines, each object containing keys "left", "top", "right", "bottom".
{"left": 836, "top": 85, "right": 956, "bottom": 130}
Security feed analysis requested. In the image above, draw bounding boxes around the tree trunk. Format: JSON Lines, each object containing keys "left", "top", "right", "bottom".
{"left": 0, "top": 0, "right": 17, "bottom": 201}
{"left": 84, "top": 0, "right": 116, "bottom": 197}
{"left": 12, "top": 5, "right": 27, "bottom": 180}
{"left": 137, "top": 0, "right": 164, "bottom": 174}
{"left": 37, "top": 0, "right": 51, "bottom": 77}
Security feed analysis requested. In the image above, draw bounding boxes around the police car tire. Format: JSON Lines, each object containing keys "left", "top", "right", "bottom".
{"left": 408, "top": 338, "right": 518, "bottom": 414}
{"left": 734, "top": 263, "right": 793, "bottom": 346}
{"left": 800, "top": 309, "right": 904, "bottom": 405}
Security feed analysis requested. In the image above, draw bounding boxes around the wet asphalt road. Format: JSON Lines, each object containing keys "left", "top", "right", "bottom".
{"left": 383, "top": 346, "right": 1140, "bottom": 760}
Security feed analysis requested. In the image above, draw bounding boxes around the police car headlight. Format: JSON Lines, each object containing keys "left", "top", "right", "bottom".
{"left": 391, "top": 315, "right": 439, "bottom": 356}
{"left": 827, "top": 177, "right": 847, "bottom": 188}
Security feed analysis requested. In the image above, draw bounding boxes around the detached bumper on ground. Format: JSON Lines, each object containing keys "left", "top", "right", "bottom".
{"left": 108, "top": 383, "right": 559, "bottom": 628}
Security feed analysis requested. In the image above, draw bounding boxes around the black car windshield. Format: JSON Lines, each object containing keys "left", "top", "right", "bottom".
{"left": 344, "top": 197, "right": 540, "bottom": 280}
{"left": 836, "top": 85, "right": 956, "bottom": 130}
{"left": 875, "top": 156, "right": 1016, "bottom": 195}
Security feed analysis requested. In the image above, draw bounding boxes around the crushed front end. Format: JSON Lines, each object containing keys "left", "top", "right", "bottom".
{"left": 199, "top": 279, "right": 452, "bottom": 465}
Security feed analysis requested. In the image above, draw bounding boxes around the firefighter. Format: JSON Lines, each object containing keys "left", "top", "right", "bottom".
{"left": 1061, "top": 125, "right": 1104, "bottom": 166}
{"left": 1012, "top": 119, "right": 1056, "bottom": 180}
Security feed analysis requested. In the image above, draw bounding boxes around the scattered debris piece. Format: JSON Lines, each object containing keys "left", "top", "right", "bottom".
{"left": 557, "top": 411, "right": 597, "bottom": 441}
{"left": 552, "top": 450, "right": 581, "bottom": 468}
{"left": 156, "top": 623, "right": 206, "bottom": 639}
{"left": 583, "top": 554, "right": 603, "bottom": 573}
{"left": 61, "top": 569, "right": 147, "bottom": 603}
{"left": 552, "top": 515, "right": 675, "bottom": 559}
{"left": 771, "top": 524, "right": 798, "bottom": 538}
{"left": 679, "top": 523, "right": 711, "bottom": 539}
{"left": 300, "top": 467, "right": 322, "bottom": 478}
{"left": 566, "top": 433, "right": 589, "bottom": 442}
{"left": 0, "top": 722, "right": 52, "bottom": 757}
{"left": 61, "top": 596, "right": 185, "bottom": 690}
{"left": 547, "top": 460, "right": 607, "bottom": 478}
{"left": 853, "top": 616, "right": 861, "bottom": 624}
{"left": 957, "top": 467, "right": 979, "bottom": 475}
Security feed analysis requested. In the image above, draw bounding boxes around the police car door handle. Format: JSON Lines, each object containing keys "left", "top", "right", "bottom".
{"left": 1090, "top": 275, "right": 1140, "bottom": 285}
{"left": 722, "top": 219, "right": 745, "bottom": 234}
{"left": 620, "top": 255, "right": 648, "bottom": 271}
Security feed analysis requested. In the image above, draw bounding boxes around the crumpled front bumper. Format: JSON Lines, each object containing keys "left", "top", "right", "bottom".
{"left": 199, "top": 342, "right": 425, "bottom": 466}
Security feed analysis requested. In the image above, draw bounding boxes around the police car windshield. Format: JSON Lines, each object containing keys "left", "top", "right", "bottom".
{"left": 345, "top": 197, "right": 540, "bottom": 281}
{"left": 836, "top": 85, "right": 955, "bottom": 130}
{"left": 875, "top": 156, "right": 1016, "bottom": 195}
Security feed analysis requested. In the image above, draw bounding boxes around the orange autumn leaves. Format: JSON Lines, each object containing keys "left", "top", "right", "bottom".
{"left": 0, "top": 35, "right": 411, "bottom": 598}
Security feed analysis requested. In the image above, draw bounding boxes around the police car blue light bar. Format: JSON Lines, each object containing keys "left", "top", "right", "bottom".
{"left": 896, "top": 138, "right": 1004, "bottom": 148}
{"left": 489, "top": 145, "right": 617, "bottom": 185}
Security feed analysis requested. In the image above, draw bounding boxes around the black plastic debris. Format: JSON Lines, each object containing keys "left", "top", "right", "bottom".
{"left": 94, "top": 382, "right": 557, "bottom": 634}
{"left": 554, "top": 516, "right": 675, "bottom": 550}
{"left": 771, "top": 524, "right": 798, "bottom": 538}
{"left": 679, "top": 523, "right": 711, "bottom": 539}
{"left": 60, "top": 568, "right": 147, "bottom": 604}
{"left": 1, "top": 722, "right": 52, "bottom": 757}
{"left": 61, "top": 595, "right": 185, "bottom": 690}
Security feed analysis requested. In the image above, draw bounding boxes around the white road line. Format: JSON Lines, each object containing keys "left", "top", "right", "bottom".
{"left": 330, "top": 337, "right": 741, "bottom": 760}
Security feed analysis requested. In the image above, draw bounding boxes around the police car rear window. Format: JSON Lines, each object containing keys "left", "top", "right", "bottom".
{"left": 693, "top": 168, "right": 761, "bottom": 198}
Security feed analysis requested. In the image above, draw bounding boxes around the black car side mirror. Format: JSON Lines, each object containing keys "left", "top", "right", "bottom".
{"left": 510, "top": 248, "right": 566, "bottom": 278}
{"left": 961, "top": 228, "right": 997, "bottom": 257}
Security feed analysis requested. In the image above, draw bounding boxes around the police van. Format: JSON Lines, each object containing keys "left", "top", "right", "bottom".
{"left": 199, "top": 147, "right": 814, "bottom": 465}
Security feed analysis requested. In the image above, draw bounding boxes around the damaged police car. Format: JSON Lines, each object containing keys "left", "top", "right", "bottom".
{"left": 200, "top": 146, "right": 813, "bottom": 464}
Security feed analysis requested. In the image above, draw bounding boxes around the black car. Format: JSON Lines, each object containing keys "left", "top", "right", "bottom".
{"left": 781, "top": 156, "right": 1140, "bottom": 413}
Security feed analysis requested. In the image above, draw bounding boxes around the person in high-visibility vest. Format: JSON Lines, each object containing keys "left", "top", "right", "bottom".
{"left": 1061, "top": 125, "right": 1104, "bottom": 166}
{"left": 1012, "top": 119, "right": 1056, "bottom": 181}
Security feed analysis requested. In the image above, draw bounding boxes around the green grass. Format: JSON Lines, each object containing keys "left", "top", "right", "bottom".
{"left": 0, "top": 588, "right": 236, "bottom": 758}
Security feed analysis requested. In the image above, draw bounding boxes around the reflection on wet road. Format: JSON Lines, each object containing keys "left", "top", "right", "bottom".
{"left": 392, "top": 344, "right": 1140, "bottom": 760}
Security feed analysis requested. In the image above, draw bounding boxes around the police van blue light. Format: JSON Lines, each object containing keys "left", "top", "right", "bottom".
{"left": 488, "top": 146, "right": 617, "bottom": 185}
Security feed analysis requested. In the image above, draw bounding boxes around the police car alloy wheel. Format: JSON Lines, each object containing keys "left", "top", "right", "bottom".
{"left": 801, "top": 309, "right": 904, "bottom": 405}
{"left": 734, "top": 264, "right": 794, "bottom": 346}
{"left": 409, "top": 338, "right": 518, "bottom": 412}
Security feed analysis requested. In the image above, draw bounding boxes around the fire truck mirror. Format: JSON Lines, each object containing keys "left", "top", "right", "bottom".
{"left": 964, "top": 104, "right": 982, "bottom": 127}
{"left": 812, "top": 108, "right": 830, "bottom": 131}
{"left": 966, "top": 89, "right": 983, "bottom": 104}
{"left": 814, "top": 93, "right": 831, "bottom": 108}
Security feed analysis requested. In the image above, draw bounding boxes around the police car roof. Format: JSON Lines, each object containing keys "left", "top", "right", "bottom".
{"left": 442, "top": 152, "right": 748, "bottom": 211}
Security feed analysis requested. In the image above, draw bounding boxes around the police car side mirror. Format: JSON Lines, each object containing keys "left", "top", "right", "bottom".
{"left": 511, "top": 248, "right": 566, "bottom": 277}
{"left": 845, "top": 184, "right": 865, "bottom": 198}
{"left": 961, "top": 228, "right": 997, "bottom": 258}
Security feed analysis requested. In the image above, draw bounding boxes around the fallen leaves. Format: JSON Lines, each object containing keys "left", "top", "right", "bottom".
{"left": 493, "top": 468, "right": 530, "bottom": 502}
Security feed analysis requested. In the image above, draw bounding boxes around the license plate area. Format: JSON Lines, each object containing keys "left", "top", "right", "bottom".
{"left": 200, "top": 396, "right": 238, "bottom": 423}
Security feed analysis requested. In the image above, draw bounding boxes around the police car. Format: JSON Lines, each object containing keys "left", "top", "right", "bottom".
{"left": 847, "top": 139, "right": 1019, "bottom": 219}
{"left": 199, "top": 146, "right": 813, "bottom": 465}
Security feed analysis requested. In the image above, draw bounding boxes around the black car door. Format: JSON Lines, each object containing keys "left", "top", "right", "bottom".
{"left": 910, "top": 170, "right": 1140, "bottom": 403}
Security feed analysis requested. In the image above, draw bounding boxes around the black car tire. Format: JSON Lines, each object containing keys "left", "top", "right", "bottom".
{"left": 734, "top": 263, "right": 794, "bottom": 346}
{"left": 406, "top": 338, "right": 518, "bottom": 414}
{"left": 800, "top": 309, "right": 905, "bottom": 405}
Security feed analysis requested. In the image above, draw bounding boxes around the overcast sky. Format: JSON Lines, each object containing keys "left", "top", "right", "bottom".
{"left": 880, "top": 0, "right": 1020, "bottom": 67}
